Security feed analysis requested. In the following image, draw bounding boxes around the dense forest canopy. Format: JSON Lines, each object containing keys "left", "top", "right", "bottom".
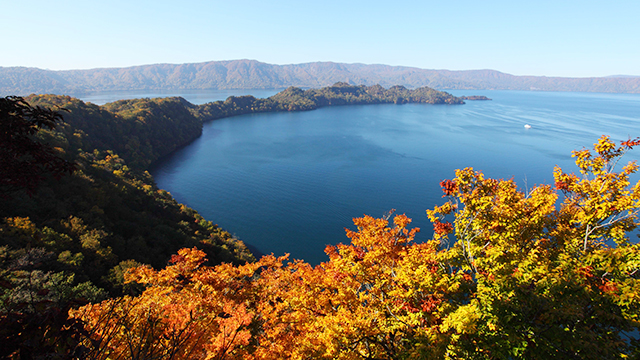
{"left": 194, "top": 83, "right": 462, "bottom": 120}
{"left": 1, "top": 85, "right": 638, "bottom": 358}
{"left": 0, "top": 96, "right": 76, "bottom": 196}
{"left": 0, "top": 95, "right": 245, "bottom": 358}
{"left": 72, "top": 137, "right": 640, "bottom": 359}
{"left": 0, "top": 84, "right": 462, "bottom": 357}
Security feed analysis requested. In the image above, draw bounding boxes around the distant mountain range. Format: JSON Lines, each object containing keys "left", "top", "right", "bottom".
{"left": 1, "top": 59, "right": 639, "bottom": 95}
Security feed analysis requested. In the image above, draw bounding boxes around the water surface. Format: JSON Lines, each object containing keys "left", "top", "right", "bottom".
{"left": 77, "top": 88, "right": 282, "bottom": 105}
{"left": 147, "top": 90, "right": 640, "bottom": 264}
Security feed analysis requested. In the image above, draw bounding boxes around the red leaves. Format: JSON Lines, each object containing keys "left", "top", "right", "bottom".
{"left": 396, "top": 296, "right": 441, "bottom": 315}
{"left": 555, "top": 180, "right": 569, "bottom": 191}
{"left": 170, "top": 254, "right": 186, "bottom": 264}
{"left": 578, "top": 266, "right": 594, "bottom": 279}
{"left": 440, "top": 179, "right": 457, "bottom": 196}
{"left": 332, "top": 271, "right": 347, "bottom": 282}
{"left": 419, "top": 297, "right": 441, "bottom": 313}
{"left": 598, "top": 280, "right": 619, "bottom": 293}
{"left": 324, "top": 244, "right": 338, "bottom": 258}
{"left": 352, "top": 247, "right": 366, "bottom": 262}
{"left": 579, "top": 266, "right": 620, "bottom": 294}
{"left": 433, "top": 220, "right": 453, "bottom": 235}
{"left": 621, "top": 137, "right": 640, "bottom": 149}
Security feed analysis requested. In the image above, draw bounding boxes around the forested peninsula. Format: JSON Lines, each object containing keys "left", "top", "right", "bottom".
{"left": 194, "top": 82, "right": 463, "bottom": 121}
{"left": 0, "top": 83, "right": 461, "bottom": 356}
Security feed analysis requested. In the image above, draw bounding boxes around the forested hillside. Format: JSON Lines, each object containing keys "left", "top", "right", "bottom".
{"left": 2, "top": 59, "right": 639, "bottom": 95}
{"left": 12, "top": 86, "right": 638, "bottom": 358}
{"left": 1, "top": 94, "right": 254, "bottom": 290}
{"left": 26, "top": 95, "right": 202, "bottom": 169}
{"left": 0, "top": 84, "right": 463, "bottom": 357}
{"left": 0, "top": 94, "right": 254, "bottom": 357}
{"left": 1, "top": 85, "right": 639, "bottom": 358}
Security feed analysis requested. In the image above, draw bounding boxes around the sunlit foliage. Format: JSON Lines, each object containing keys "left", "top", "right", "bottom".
{"left": 74, "top": 136, "right": 640, "bottom": 359}
{"left": 1, "top": 96, "right": 255, "bottom": 358}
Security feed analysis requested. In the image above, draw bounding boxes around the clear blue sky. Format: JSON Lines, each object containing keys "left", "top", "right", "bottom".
{"left": 2, "top": 0, "right": 638, "bottom": 77}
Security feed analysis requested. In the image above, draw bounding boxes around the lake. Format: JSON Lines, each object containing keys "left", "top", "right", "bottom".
{"left": 77, "top": 88, "right": 283, "bottom": 105}
{"left": 82, "top": 89, "right": 640, "bottom": 264}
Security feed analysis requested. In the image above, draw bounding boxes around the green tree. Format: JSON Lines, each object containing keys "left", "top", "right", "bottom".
{"left": 0, "top": 96, "right": 75, "bottom": 197}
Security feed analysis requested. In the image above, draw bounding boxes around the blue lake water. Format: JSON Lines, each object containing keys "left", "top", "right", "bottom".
{"left": 77, "top": 88, "right": 283, "bottom": 105}
{"left": 85, "top": 90, "right": 640, "bottom": 265}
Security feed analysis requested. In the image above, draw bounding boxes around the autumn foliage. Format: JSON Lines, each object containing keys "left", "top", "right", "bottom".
{"left": 71, "top": 136, "right": 640, "bottom": 359}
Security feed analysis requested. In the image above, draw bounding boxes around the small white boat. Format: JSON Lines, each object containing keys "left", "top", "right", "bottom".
{"left": 524, "top": 124, "right": 532, "bottom": 129}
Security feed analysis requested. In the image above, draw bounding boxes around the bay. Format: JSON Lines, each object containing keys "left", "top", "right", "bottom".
{"left": 136, "top": 90, "right": 640, "bottom": 265}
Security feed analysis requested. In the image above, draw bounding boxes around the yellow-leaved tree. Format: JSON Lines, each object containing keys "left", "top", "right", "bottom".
{"left": 427, "top": 135, "right": 640, "bottom": 359}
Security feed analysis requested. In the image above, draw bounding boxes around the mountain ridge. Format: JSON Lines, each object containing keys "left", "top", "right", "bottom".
{"left": 2, "top": 59, "right": 639, "bottom": 95}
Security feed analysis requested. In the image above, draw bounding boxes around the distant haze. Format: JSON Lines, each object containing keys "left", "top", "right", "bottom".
{"left": 605, "top": 75, "right": 640, "bottom": 79}
{"left": 3, "top": 1, "right": 639, "bottom": 78}
{"left": 1, "top": 60, "right": 639, "bottom": 96}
